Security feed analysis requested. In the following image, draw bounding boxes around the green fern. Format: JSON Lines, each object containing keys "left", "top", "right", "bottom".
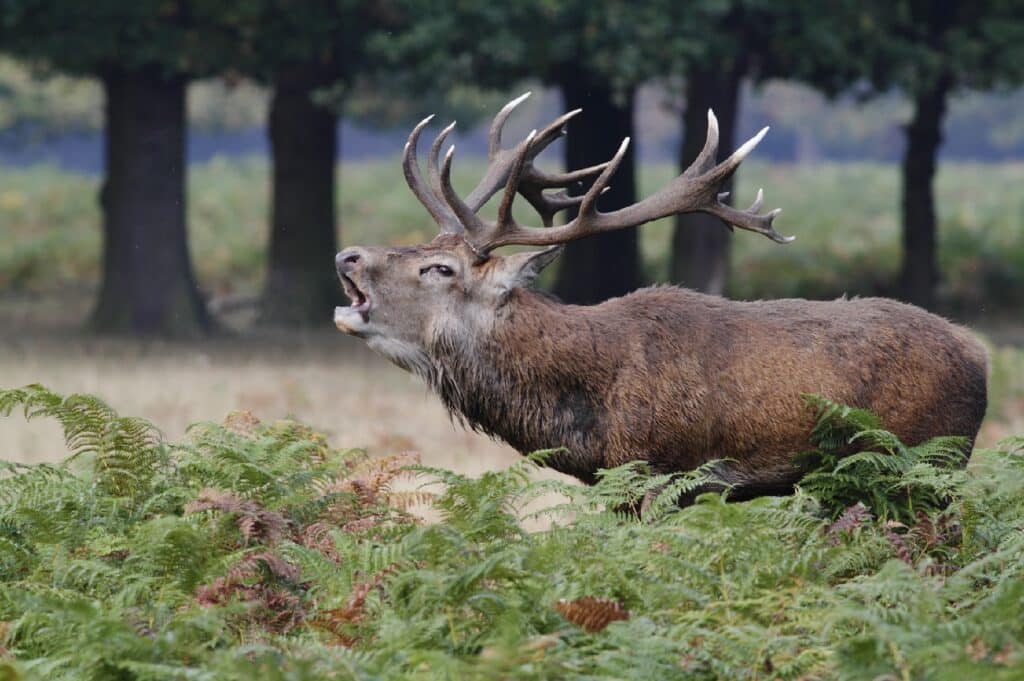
{"left": 798, "top": 395, "right": 970, "bottom": 523}
{"left": 1, "top": 386, "right": 1023, "bottom": 680}
{"left": 0, "top": 385, "right": 167, "bottom": 499}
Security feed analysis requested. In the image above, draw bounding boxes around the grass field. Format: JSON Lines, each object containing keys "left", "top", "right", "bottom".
{"left": 4, "top": 158, "right": 1024, "bottom": 312}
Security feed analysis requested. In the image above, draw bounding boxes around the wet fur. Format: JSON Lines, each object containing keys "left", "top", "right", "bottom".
{"left": 424, "top": 286, "right": 988, "bottom": 493}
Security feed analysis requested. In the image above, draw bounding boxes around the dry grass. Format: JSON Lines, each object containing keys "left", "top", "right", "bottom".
{"left": 0, "top": 291, "right": 526, "bottom": 476}
{"left": 0, "top": 336, "right": 532, "bottom": 475}
{"left": 1, "top": 291, "right": 1020, "bottom": 475}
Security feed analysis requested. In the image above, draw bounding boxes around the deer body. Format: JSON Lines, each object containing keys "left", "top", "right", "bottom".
{"left": 334, "top": 94, "right": 988, "bottom": 496}
{"left": 422, "top": 286, "right": 987, "bottom": 490}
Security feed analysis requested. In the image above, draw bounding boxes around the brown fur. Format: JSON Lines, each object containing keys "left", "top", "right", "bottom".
{"left": 334, "top": 238, "right": 988, "bottom": 498}
{"left": 427, "top": 286, "right": 988, "bottom": 491}
{"left": 335, "top": 95, "right": 988, "bottom": 497}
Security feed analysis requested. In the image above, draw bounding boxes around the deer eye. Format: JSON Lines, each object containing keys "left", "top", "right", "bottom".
{"left": 420, "top": 264, "right": 455, "bottom": 277}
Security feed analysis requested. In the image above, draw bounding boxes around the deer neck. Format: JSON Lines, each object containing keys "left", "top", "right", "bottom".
{"left": 425, "top": 288, "right": 608, "bottom": 480}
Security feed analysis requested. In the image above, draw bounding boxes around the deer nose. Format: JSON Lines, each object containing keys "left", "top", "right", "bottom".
{"left": 336, "top": 248, "right": 364, "bottom": 275}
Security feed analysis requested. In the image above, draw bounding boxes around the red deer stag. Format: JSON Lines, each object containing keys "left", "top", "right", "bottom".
{"left": 334, "top": 93, "right": 987, "bottom": 500}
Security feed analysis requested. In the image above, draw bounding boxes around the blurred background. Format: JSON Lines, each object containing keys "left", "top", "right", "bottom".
{"left": 1, "top": 0, "right": 1023, "bottom": 470}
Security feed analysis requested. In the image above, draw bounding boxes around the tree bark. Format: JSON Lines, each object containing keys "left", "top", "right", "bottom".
{"left": 260, "top": 67, "right": 340, "bottom": 326}
{"left": 552, "top": 70, "right": 639, "bottom": 304}
{"left": 91, "top": 68, "right": 211, "bottom": 337}
{"left": 670, "top": 62, "right": 744, "bottom": 296}
{"left": 900, "top": 74, "right": 951, "bottom": 310}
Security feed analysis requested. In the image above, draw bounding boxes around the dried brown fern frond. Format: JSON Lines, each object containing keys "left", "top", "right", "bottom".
{"left": 301, "top": 521, "right": 340, "bottom": 562}
{"left": 313, "top": 565, "right": 398, "bottom": 646}
{"left": 319, "top": 451, "right": 422, "bottom": 506}
{"left": 263, "top": 419, "right": 332, "bottom": 464}
{"left": 195, "top": 551, "right": 306, "bottom": 633}
{"left": 555, "top": 597, "right": 629, "bottom": 633}
{"left": 380, "top": 489, "right": 436, "bottom": 512}
{"left": 909, "top": 510, "right": 960, "bottom": 551}
{"left": 232, "top": 551, "right": 300, "bottom": 583}
{"left": 826, "top": 502, "right": 872, "bottom": 545}
{"left": 222, "top": 410, "right": 262, "bottom": 438}
{"left": 884, "top": 520, "right": 914, "bottom": 564}
{"left": 185, "top": 488, "right": 289, "bottom": 545}
{"left": 340, "top": 515, "right": 384, "bottom": 534}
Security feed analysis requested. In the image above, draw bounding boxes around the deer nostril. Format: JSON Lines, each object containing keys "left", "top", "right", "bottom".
{"left": 337, "top": 250, "right": 362, "bottom": 270}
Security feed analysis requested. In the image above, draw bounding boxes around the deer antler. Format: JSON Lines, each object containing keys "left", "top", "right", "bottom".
{"left": 402, "top": 92, "right": 608, "bottom": 236}
{"left": 403, "top": 114, "right": 461, "bottom": 232}
{"left": 462, "top": 92, "right": 609, "bottom": 226}
{"left": 404, "top": 96, "right": 791, "bottom": 255}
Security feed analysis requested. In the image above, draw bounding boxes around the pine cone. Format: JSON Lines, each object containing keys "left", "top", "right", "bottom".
{"left": 555, "top": 596, "right": 629, "bottom": 633}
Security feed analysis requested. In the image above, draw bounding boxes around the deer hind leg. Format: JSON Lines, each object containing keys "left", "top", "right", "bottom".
{"left": 638, "top": 478, "right": 733, "bottom": 519}
{"left": 637, "top": 461, "right": 800, "bottom": 519}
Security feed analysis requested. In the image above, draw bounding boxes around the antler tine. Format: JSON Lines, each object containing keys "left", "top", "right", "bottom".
{"left": 403, "top": 115, "right": 461, "bottom": 232}
{"left": 488, "top": 91, "right": 532, "bottom": 158}
{"left": 496, "top": 129, "right": 537, "bottom": 228}
{"left": 678, "top": 126, "right": 790, "bottom": 242}
{"left": 748, "top": 188, "right": 764, "bottom": 213}
{"left": 439, "top": 144, "right": 488, "bottom": 237}
{"left": 497, "top": 106, "right": 607, "bottom": 225}
{"left": 530, "top": 162, "right": 608, "bottom": 188}
{"left": 528, "top": 108, "right": 581, "bottom": 158}
{"left": 715, "top": 126, "right": 770, "bottom": 184}
{"left": 576, "top": 138, "right": 630, "bottom": 219}
{"left": 428, "top": 121, "right": 457, "bottom": 197}
{"left": 459, "top": 92, "right": 531, "bottom": 210}
{"left": 706, "top": 202, "right": 788, "bottom": 243}
{"left": 682, "top": 109, "right": 721, "bottom": 179}
{"left": 516, "top": 108, "right": 609, "bottom": 196}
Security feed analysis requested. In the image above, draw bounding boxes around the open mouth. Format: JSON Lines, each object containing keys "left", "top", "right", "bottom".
{"left": 340, "top": 274, "right": 371, "bottom": 320}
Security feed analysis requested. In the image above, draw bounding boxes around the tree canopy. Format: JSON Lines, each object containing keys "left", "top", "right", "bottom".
{"left": 850, "top": 0, "right": 1024, "bottom": 307}
{"left": 1, "top": 1, "right": 227, "bottom": 77}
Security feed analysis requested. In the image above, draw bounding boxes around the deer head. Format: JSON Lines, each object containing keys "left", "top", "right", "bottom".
{"left": 334, "top": 92, "right": 789, "bottom": 375}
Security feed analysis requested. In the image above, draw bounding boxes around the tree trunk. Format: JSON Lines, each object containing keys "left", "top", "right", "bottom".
{"left": 260, "top": 67, "right": 340, "bottom": 326}
{"left": 91, "top": 68, "right": 211, "bottom": 336}
{"left": 900, "top": 74, "right": 951, "bottom": 310}
{"left": 552, "top": 70, "right": 639, "bottom": 304}
{"left": 670, "top": 62, "right": 743, "bottom": 295}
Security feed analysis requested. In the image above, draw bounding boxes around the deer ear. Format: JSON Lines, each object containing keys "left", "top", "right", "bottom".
{"left": 493, "top": 245, "right": 563, "bottom": 289}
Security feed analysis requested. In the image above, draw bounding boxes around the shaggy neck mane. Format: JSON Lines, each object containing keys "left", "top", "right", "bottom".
{"left": 425, "top": 288, "right": 609, "bottom": 481}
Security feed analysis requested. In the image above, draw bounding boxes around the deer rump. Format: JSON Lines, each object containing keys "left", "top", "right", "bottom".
{"left": 333, "top": 93, "right": 988, "bottom": 502}
{"left": 433, "top": 286, "right": 988, "bottom": 494}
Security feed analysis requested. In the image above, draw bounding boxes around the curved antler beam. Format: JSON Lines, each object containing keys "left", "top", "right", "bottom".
{"left": 400, "top": 98, "right": 790, "bottom": 253}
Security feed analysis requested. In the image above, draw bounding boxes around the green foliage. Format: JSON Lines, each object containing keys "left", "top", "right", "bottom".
{"left": 370, "top": 0, "right": 713, "bottom": 97}
{"left": 0, "top": 0, "right": 389, "bottom": 96}
{"left": 798, "top": 395, "right": 970, "bottom": 523}
{"left": 203, "top": 0, "right": 386, "bottom": 88}
{"left": 0, "top": 1, "right": 230, "bottom": 78}
{"left": 853, "top": 0, "right": 1024, "bottom": 96}
{"left": 6, "top": 158, "right": 1024, "bottom": 316}
{"left": 1, "top": 386, "right": 1024, "bottom": 679}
